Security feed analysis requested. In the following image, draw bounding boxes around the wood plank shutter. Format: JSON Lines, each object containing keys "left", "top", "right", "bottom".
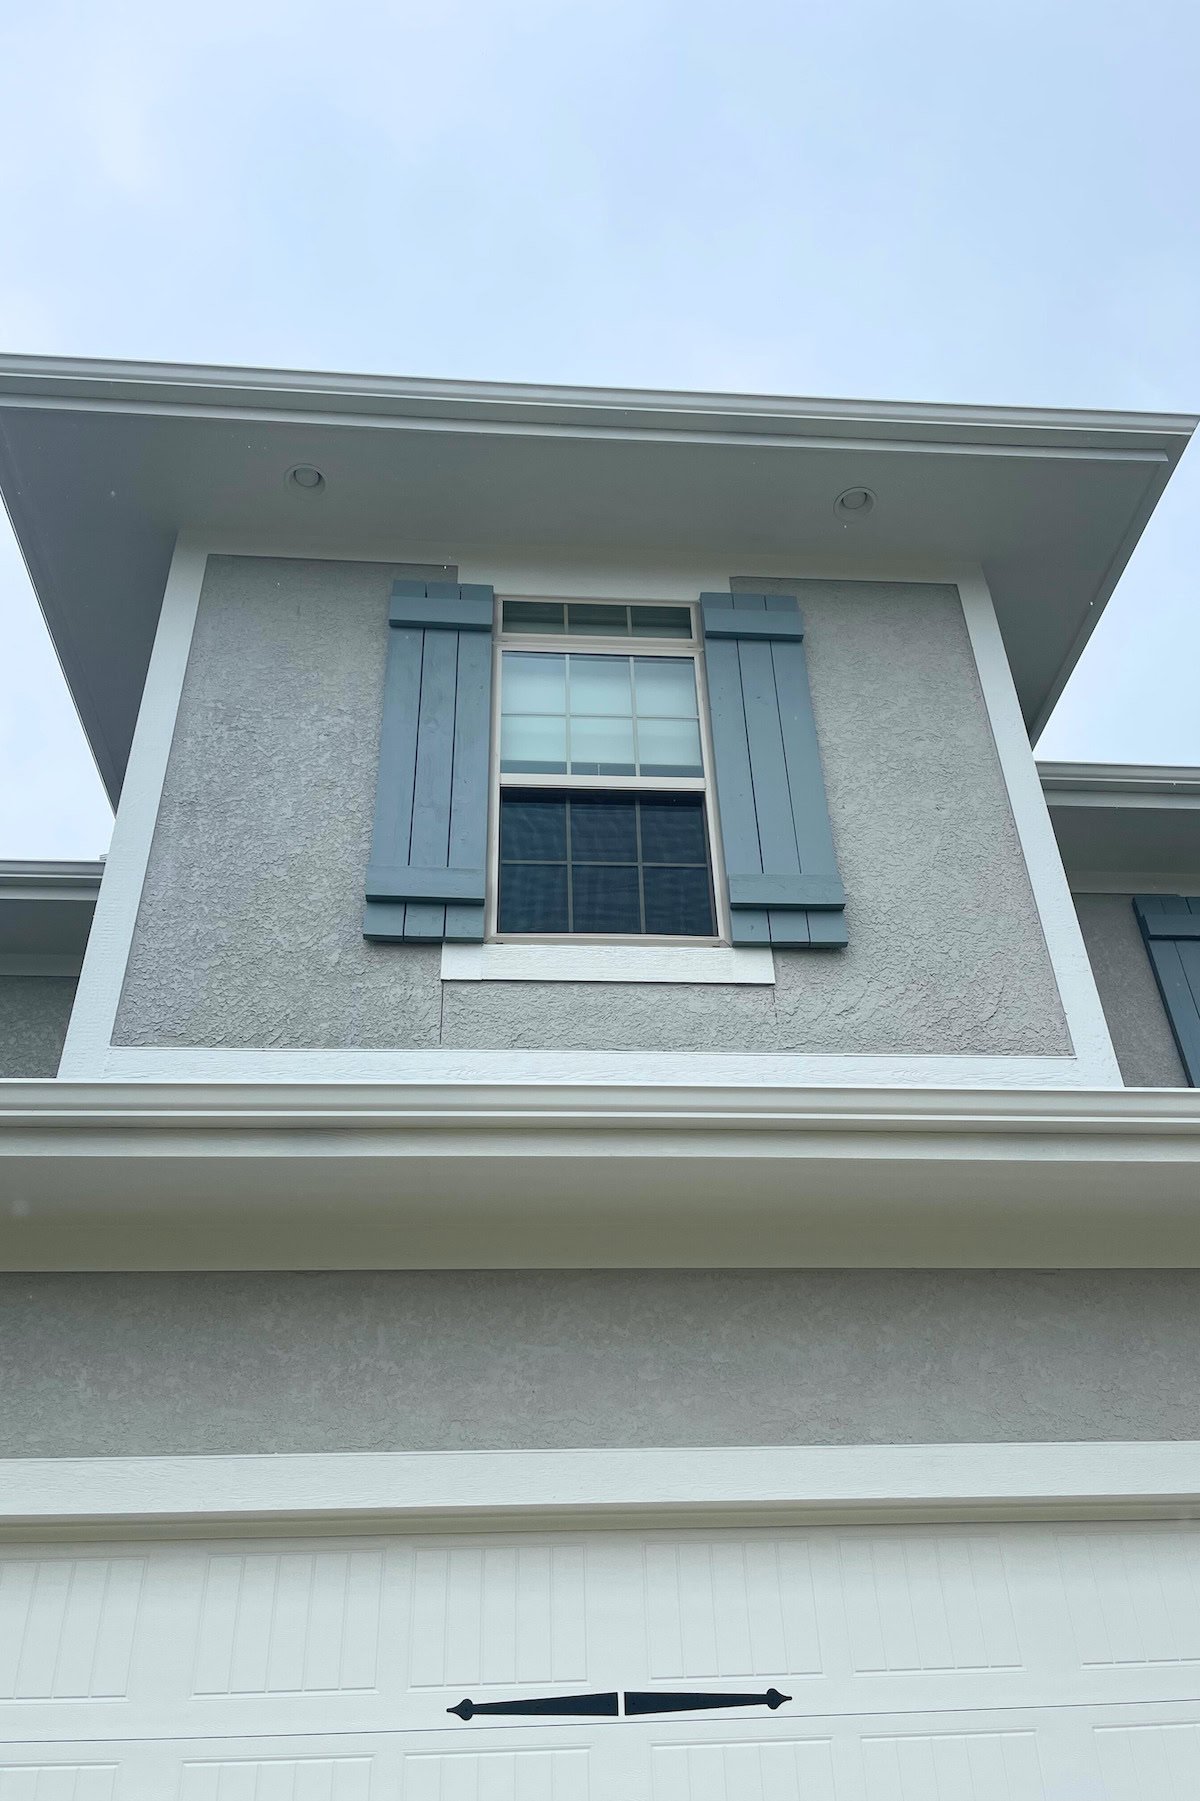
{"left": 1133, "top": 895, "right": 1200, "bottom": 1084}
{"left": 363, "top": 580, "right": 494, "bottom": 943}
{"left": 701, "top": 592, "right": 846, "bottom": 948}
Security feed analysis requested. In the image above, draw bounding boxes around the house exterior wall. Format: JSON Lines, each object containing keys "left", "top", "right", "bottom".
{"left": 111, "top": 554, "right": 1071, "bottom": 1059}
{"left": 1073, "top": 893, "right": 1187, "bottom": 1087}
{"left": 4, "top": 1270, "right": 1200, "bottom": 1457}
{"left": 0, "top": 973, "right": 77, "bottom": 1077}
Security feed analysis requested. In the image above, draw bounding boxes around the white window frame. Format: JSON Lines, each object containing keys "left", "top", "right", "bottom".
{"left": 486, "top": 596, "right": 732, "bottom": 949}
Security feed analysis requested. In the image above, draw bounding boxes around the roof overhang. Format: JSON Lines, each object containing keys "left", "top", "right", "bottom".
{"left": 0, "top": 860, "right": 101, "bottom": 967}
{"left": 0, "top": 355, "right": 1192, "bottom": 802}
{"left": 1, "top": 1081, "right": 1199, "bottom": 1270}
{"left": 1040, "top": 763, "right": 1200, "bottom": 890}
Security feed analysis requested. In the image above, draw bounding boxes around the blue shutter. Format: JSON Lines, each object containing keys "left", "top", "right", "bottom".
{"left": 364, "top": 580, "right": 494, "bottom": 943}
{"left": 701, "top": 592, "right": 846, "bottom": 949}
{"left": 1133, "top": 895, "right": 1200, "bottom": 1085}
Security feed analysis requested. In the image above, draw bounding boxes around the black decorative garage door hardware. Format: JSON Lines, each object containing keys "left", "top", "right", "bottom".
{"left": 449, "top": 1688, "right": 791, "bottom": 1721}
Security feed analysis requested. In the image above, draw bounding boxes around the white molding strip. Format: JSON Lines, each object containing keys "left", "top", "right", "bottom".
{"left": 441, "top": 943, "right": 775, "bottom": 984}
{"left": 956, "top": 570, "right": 1121, "bottom": 1088}
{"left": 58, "top": 535, "right": 208, "bottom": 1081}
{"left": 5, "top": 1443, "right": 1200, "bottom": 1538}
{"left": 93, "top": 1046, "right": 1086, "bottom": 1086}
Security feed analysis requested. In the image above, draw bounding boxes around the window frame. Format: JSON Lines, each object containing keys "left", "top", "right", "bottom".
{"left": 487, "top": 597, "right": 731, "bottom": 945}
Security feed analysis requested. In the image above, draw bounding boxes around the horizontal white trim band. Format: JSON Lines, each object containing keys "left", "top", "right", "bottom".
{"left": 5, "top": 1443, "right": 1200, "bottom": 1537}
{"left": 2, "top": 1081, "right": 1198, "bottom": 1270}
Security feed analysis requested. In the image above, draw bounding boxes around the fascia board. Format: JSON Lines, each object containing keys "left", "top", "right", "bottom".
{"left": 2, "top": 1082, "right": 1200, "bottom": 1272}
{"left": 1040, "top": 763, "right": 1200, "bottom": 802}
{"left": 0, "top": 353, "right": 1193, "bottom": 454}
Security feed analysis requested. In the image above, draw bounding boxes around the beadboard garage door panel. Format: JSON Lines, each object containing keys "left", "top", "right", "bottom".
{"left": 5, "top": 1524, "right": 1200, "bottom": 1798}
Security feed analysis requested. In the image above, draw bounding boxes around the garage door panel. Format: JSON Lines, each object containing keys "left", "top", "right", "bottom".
{"left": 1056, "top": 1527, "right": 1200, "bottom": 1670}
{"left": 0, "top": 1555, "right": 146, "bottom": 1704}
{"left": 1094, "top": 1719, "right": 1200, "bottom": 1800}
{"left": 408, "top": 1542, "right": 589, "bottom": 1691}
{"left": 641, "top": 1537, "right": 820, "bottom": 1683}
{"left": 649, "top": 1733, "right": 837, "bottom": 1801}
{"left": 402, "top": 1744, "right": 594, "bottom": 1801}
{"left": 190, "top": 1547, "right": 385, "bottom": 1699}
{"left": 0, "top": 1767, "right": 120, "bottom": 1801}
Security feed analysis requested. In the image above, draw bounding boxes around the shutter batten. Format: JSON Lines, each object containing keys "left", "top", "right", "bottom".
{"left": 701, "top": 591, "right": 846, "bottom": 950}
{"left": 364, "top": 579, "right": 495, "bottom": 944}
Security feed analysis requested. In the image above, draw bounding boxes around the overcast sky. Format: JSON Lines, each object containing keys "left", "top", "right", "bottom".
{"left": 1, "top": 0, "right": 1197, "bottom": 858}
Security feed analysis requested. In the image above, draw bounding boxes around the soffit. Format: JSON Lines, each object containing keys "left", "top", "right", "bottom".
{"left": 0, "top": 357, "right": 1192, "bottom": 802}
{"left": 1040, "top": 764, "right": 1200, "bottom": 886}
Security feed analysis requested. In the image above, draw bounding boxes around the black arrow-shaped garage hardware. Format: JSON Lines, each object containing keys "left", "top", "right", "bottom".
{"left": 625, "top": 1688, "right": 790, "bottom": 1715}
{"left": 449, "top": 1693, "right": 618, "bottom": 1720}
{"left": 448, "top": 1688, "right": 790, "bottom": 1720}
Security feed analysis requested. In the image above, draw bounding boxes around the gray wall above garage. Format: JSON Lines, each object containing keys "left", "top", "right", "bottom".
{"left": 112, "top": 555, "right": 1070, "bottom": 1058}
{"left": 5, "top": 1270, "right": 1200, "bottom": 1456}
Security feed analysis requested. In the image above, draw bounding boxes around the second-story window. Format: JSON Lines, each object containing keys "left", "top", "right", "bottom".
{"left": 492, "top": 600, "right": 721, "bottom": 939}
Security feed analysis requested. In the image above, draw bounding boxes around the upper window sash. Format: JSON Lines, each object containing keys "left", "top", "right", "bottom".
{"left": 498, "top": 597, "right": 698, "bottom": 645}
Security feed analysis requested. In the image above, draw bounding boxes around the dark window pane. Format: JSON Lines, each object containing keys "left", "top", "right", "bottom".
{"left": 573, "top": 864, "right": 641, "bottom": 934}
{"left": 631, "top": 605, "right": 692, "bottom": 638}
{"left": 639, "top": 794, "right": 709, "bottom": 865}
{"left": 568, "top": 794, "right": 637, "bottom": 862}
{"left": 499, "top": 795, "right": 567, "bottom": 862}
{"left": 503, "top": 599, "right": 565, "bottom": 633}
{"left": 498, "top": 863, "right": 568, "bottom": 933}
{"left": 644, "top": 865, "right": 714, "bottom": 937}
{"left": 567, "top": 603, "right": 627, "bottom": 636}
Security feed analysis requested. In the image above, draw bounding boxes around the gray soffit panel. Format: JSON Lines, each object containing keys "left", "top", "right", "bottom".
{"left": 1039, "top": 763, "right": 1200, "bottom": 890}
{"left": 0, "top": 354, "right": 1193, "bottom": 800}
{"left": 0, "top": 861, "right": 102, "bottom": 964}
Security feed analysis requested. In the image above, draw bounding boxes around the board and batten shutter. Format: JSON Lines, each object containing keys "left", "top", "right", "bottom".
{"left": 1134, "top": 894, "right": 1200, "bottom": 1085}
{"left": 363, "top": 579, "right": 494, "bottom": 943}
{"left": 701, "top": 591, "right": 846, "bottom": 948}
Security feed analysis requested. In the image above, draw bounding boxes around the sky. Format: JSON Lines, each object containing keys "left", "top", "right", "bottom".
{"left": 1, "top": 0, "right": 1198, "bottom": 858}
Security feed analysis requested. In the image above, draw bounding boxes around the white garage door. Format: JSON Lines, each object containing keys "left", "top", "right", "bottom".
{"left": 3, "top": 1521, "right": 1200, "bottom": 1799}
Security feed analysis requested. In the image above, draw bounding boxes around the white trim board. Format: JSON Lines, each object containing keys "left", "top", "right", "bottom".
{"left": 441, "top": 944, "right": 775, "bottom": 983}
{"left": 5, "top": 1443, "right": 1200, "bottom": 1541}
{"left": 59, "top": 547, "right": 1118, "bottom": 1088}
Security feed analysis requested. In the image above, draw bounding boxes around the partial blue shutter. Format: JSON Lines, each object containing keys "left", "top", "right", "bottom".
{"left": 364, "top": 580, "right": 494, "bottom": 943}
{"left": 701, "top": 592, "right": 846, "bottom": 948}
{"left": 1134, "top": 895, "right": 1200, "bottom": 1085}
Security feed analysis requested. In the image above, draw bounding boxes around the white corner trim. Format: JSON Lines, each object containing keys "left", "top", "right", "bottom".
{"left": 956, "top": 570, "right": 1122, "bottom": 1089}
{"left": 442, "top": 943, "right": 775, "bottom": 984}
{"left": 57, "top": 534, "right": 209, "bottom": 1081}
{"left": 5, "top": 1443, "right": 1200, "bottom": 1538}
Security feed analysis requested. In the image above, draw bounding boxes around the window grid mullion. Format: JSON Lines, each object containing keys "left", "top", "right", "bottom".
{"left": 634, "top": 797, "right": 647, "bottom": 934}
{"left": 564, "top": 794, "right": 575, "bottom": 933}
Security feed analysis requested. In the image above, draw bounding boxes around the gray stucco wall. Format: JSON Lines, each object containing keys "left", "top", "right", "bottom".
{"left": 0, "top": 973, "right": 77, "bottom": 1076}
{"left": 1073, "top": 893, "right": 1187, "bottom": 1087}
{"left": 3, "top": 1270, "right": 1199, "bottom": 1456}
{"left": 113, "top": 556, "right": 1070, "bottom": 1055}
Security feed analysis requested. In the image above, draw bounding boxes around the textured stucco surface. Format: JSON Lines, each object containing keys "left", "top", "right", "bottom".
{"left": 2, "top": 1271, "right": 1199, "bottom": 1456}
{"left": 0, "top": 974, "right": 76, "bottom": 1076}
{"left": 114, "top": 558, "right": 1070, "bottom": 1055}
{"left": 1074, "top": 893, "right": 1187, "bottom": 1087}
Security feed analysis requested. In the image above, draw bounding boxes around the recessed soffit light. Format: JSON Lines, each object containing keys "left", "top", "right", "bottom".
{"left": 834, "top": 486, "right": 875, "bottom": 519}
{"left": 287, "top": 464, "right": 325, "bottom": 493}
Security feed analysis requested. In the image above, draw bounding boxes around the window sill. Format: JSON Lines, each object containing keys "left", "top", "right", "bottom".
{"left": 440, "top": 943, "right": 775, "bottom": 985}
